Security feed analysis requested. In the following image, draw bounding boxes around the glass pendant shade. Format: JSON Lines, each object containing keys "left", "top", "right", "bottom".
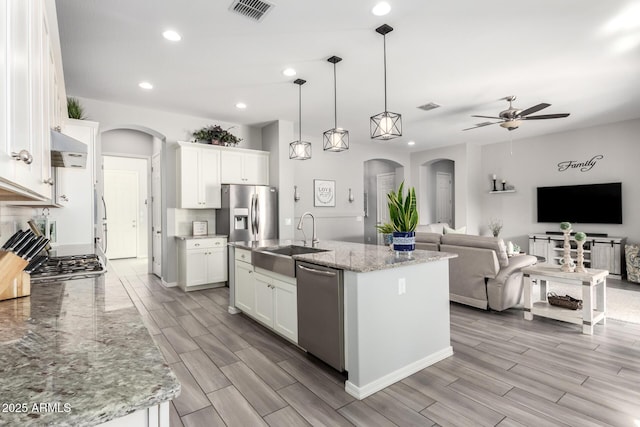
{"left": 323, "top": 56, "right": 349, "bottom": 152}
{"left": 290, "top": 79, "right": 311, "bottom": 160}
{"left": 370, "top": 24, "right": 402, "bottom": 140}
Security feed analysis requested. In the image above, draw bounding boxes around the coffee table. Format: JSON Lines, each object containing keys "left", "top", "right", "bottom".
{"left": 522, "top": 264, "right": 608, "bottom": 334}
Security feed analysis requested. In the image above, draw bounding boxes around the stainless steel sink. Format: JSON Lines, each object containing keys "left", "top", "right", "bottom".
{"left": 252, "top": 245, "right": 328, "bottom": 277}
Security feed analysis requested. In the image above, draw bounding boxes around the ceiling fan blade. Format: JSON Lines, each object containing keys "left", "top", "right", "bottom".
{"left": 462, "top": 121, "right": 500, "bottom": 131}
{"left": 471, "top": 115, "right": 502, "bottom": 120}
{"left": 519, "top": 103, "right": 550, "bottom": 117}
{"left": 523, "top": 113, "right": 570, "bottom": 120}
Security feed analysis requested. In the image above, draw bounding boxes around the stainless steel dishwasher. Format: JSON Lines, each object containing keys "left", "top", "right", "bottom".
{"left": 296, "top": 261, "right": 344, "bottom": 372}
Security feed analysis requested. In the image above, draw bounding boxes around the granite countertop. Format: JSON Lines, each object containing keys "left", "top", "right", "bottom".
{"left": 229, "top": 239, "right": 456, "bottom": 273}
{"left": 0, "top": 262, "right": 180, "bottom": 425}
{"left": 175, "top": 234, "right": 227, "bottom": 240}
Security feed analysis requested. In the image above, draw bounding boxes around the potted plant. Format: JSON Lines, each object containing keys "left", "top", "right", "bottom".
{"left": 192, "top": 125, "right": 243, "bottom": 146}
{"left": 386, "top": 181, "right": 418, "bottom": 254}
{"left": 67, "top": 97, "right": 86, "bottom": 120}
{"left": 375, "top": 222, "right": 395, "bottom": 246}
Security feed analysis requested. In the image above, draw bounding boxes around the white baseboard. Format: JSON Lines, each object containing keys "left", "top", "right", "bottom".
{"left": 228, "top": 306, "right": 241, "bottom": 314}
{"left": 345, "top": 346, "right": 454, "bottom": 400}
{"left": 161, "top": 280, "right": 177, "bottom": 288}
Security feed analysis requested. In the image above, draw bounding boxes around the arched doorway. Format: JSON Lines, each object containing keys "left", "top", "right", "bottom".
{"left": 97, "top": 125, "right": 167, "bottom": 279}
{"left": 363, "top": 159, "right": 405, "bottom": 245}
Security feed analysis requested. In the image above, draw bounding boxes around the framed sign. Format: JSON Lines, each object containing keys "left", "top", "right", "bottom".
{"left": 192, "top": 221, "right": 208, "bottom": 236}
{"left": 314, "top": 179, "right": 335, "bottom": 207}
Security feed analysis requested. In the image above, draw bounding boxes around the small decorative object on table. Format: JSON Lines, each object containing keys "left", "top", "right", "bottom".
{"left": 488, "top": 218, "right": 503, "bottom": 237}
{"left": 501, "top": 180, "right": 506, "bottom": 191}
{"left": 192, "top": 221, "right": 208, "bottom": 236}
{"left": 375, "top": 223, "right": 395, "bottom": 249}
{"left": 192, "top": 125, "right": 242, "bottom": 146}
{"left": 559, "top": 221, "right": 575, "bottom": 272}
{"left": 386, "top": 182, "right": 418, "bottom": 256}
{"left": 492, "top": 174, "right": 497, "bottom": 191}
{"left": 547, "top": 292, "right": 583, "bottom": 310}
{"left": 574, "top": 231, "right": 588, "bottom": 273}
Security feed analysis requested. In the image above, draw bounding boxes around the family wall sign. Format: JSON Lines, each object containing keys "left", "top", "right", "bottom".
{"left": 557, "top": 154, "right": 603, "bottom": 172}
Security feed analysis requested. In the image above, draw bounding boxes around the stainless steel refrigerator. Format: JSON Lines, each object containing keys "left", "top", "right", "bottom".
{"left": 216, "top": 185, "right": 278, "bottom": 242}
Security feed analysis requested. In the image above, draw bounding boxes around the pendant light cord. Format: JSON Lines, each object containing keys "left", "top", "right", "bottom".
{"left": 383, "top": 34, "right": 388, "bottom": 112}
{"left": 333, "top": 62, "right": 338, "bottom": 129}
{"left": 298, "top": 84, "right": 302, "bottom": 141}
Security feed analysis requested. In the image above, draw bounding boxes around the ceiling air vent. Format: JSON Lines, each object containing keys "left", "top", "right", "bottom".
{"left": 417, "top": 102, "right": 441, "bottom": 111}
{"left": 229, "top": 0, "right": 275, "bottom": 22}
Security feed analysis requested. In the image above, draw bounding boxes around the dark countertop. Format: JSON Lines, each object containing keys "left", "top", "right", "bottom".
{"left": 229, "top": 239, "right": 456, "bottom": 273}
{"left": 0, "top": 246, "right": 180, "bottom": 426}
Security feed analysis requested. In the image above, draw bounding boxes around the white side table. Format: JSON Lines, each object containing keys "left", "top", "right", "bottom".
{"left": 522, "top": 264, "right": 608, "bottom": 334}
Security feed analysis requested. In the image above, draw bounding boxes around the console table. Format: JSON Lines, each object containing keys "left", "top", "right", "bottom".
{"left": 522, "top": 264, "right": 608, "bottom": 335}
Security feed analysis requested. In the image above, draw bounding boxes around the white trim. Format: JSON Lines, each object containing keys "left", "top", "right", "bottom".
{"left": 344, "top": 346, "right": 453, "bottom": 400}
{"left": 228, "top": 306, "right": 241, "bottom": 314}
{"left": 161, "top": 280, "right": 177, "bottom": 288}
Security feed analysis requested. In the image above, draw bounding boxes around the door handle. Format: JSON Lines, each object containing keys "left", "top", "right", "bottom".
{"left": 298, "top": 264, "right": 337, "bottom": 277}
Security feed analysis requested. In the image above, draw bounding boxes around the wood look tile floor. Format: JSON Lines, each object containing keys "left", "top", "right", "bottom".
{"left": 110, "top": 259, "right": 640, "bottom": 427}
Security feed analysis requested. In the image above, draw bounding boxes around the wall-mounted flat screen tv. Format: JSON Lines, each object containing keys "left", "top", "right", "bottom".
{"left": 537, "top": 182, "right": 622, "bottom": 224}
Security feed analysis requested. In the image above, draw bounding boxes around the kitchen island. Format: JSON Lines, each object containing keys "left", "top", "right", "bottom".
{"left": 228, "top": 239, "right": 456, "bottom": 399}
{"left": 0, "top": 248, "right": 180, "bottom": 426}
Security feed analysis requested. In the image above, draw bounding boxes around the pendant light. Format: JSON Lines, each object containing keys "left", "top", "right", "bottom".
{"left": 323, "top": 56, "right": 349, "bottom": 152}
{"left": 370, "top": 24, "right": 402, "bottom": 140}
{"left": 289, "top": 79, "right": 311, "bottom": 160}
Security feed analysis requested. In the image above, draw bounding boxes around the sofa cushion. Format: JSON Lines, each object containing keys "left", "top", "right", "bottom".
{"left": 444, "top": 225, "right": 467, "bottom": 234}
{"left": 441, "top": 234, "right": 509, "bottom": 268}
{"left": 415, "top": 232, "right": 442, "bottom": 244}
{"left": 416, "top": 223, "right": 449, "bottom": 234}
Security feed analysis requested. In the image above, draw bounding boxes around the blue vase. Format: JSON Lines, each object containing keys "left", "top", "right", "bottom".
{"left": 392, "top": 231, "right": 416, "bottom": 253}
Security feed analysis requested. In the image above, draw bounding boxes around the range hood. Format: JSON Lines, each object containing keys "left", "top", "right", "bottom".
{"left": 50, "top": 129, "right": 87, "bottom": 168}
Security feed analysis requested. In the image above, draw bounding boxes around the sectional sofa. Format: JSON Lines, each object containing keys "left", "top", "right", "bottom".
{"left": 416, "top": 232, "right": 538, "bottom": 311}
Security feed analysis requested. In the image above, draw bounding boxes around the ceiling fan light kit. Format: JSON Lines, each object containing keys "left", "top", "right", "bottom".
{"left": 370, "top": 24, "right": 402, "bottom": 140}
{"left": 323, "top": 56, "right": 349, "bottom": 152}
{"left": 289, "top": 79, "right": 312, "bottom": 160}
{"left": 464, "top": 95, "right": 570, "bottom": 132}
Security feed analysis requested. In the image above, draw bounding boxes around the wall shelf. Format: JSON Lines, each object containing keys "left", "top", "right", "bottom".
{"left": 489, "top": 190, "right": 516, "bottom": 194}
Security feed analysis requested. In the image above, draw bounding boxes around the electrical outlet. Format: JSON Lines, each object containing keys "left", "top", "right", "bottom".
{"left": 398, "top": 278, "right": 406, "bottom": 295}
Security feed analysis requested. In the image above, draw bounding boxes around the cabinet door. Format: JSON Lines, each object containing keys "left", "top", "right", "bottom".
{"left": 253, "top": 274, "right": 274, "bottom": 327}
{"left": 186, "top": 248, "right": 209, "bottom": 286}
{"left": 220, "top": 151, "right": 244, "bottom": 184}
{"left": 243, "top": 152, "right": 269, "bottom": 185}
{"left": 234, "top": 261, "right": 255, "bottom": 315}
{"left": 178, "top": 147, "right": 200, "bottom": 208}
{"left": 0, "top": 2, "right": 13, "bottom": 182}
{"left": 207, "top": 247, "right": 227, "bottom": 283}
{"left": 200, "top": 148, "right": 221, "bottom": 208}
{"left": 591, "top": 242, "right": 616, "bottom": 273}
{"left": 273, "top": 279, "right": 297, "bottom": 343}
{"left": 530, "top": 240, "right": 552, "bottom": 263}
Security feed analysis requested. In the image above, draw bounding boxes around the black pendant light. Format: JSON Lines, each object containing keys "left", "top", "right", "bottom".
{"left": 370, "top": 24, "right": 402, "bottom": 140}
{"left": 323, "top": 56, "right": 349, "bottom": 152}
{"left": 289, "top": 79, "right": 312, "bottom": 160}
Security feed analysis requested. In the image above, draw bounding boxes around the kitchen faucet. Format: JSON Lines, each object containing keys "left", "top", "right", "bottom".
{"left": 297, "top": 212, "right": 318, "bottom": 247}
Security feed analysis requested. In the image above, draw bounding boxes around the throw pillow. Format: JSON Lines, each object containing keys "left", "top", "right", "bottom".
{"left": 444, "top": 225, "right": 466, "bottom": 234}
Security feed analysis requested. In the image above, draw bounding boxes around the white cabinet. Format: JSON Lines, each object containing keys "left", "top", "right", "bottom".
{"left": 176, "top": 143, "right": 221, "bottom": 209}
{"left": 177, "top": 237, "right": 228, "bottom": 290}
{"left": 0, "top": 0, "right": 66, "bottom": 201}
{"left": 529, "top": 234, "right": 627, "bottom": 279}
{"left": 220, "top": 148, "right": 269, "bottom": 185}
{"left": 234, "top": 257, "right": 255, "bottom": 315}
{"left": 252, "top": 271, "right": 298, "bottom": 343}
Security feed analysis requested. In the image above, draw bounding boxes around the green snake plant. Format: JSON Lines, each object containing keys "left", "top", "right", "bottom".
{"left": 387, "top": 181, "right": 418, "bottom": 232}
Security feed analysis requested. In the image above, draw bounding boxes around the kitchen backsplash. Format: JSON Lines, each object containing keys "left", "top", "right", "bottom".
{"left": 173, "top": 208, "right": 216, "bottom": 236}
{"left": 0, "top": 205, "right": 37, "bottom": 247}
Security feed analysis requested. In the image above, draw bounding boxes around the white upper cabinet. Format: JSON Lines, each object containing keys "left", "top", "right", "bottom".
{"left": 0, "top": 0, "right": 66, "bottom": 200}
{"left": 176, "top": 143, "right": 221, "bottom": 209}
{"left": 220, "top": 148, "right": 269, "bottom": 185}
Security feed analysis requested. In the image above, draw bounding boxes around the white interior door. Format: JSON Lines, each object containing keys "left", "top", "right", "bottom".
{"left": 376, "top": 172, "right": 396, "bottom": 245}
{"left": 436, "top": 172, "right": 452, "bottom": 225}
{"left": 151, "top": 153, "right": 162, "bottom": 277}
{"left": 104, "top": 170, "right": 138, "bottom": 259}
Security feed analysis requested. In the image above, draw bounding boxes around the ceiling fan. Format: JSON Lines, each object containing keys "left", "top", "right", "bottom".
{"left": 463, "top": 96, "right": 570, "bottom": 131}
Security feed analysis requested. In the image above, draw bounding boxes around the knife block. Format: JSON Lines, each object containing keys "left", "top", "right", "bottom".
{"left": 0, "top": 250, "right": 30, "bottom": 301}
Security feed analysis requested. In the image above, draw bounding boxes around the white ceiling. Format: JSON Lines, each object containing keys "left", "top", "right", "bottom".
{"left": 56, "top": 0, "right": 640, "bottom": 150}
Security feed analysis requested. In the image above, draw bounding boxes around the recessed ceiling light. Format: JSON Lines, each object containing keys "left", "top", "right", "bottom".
{"left": 407, "top": 140, "right": 416, "bottom": 146}
{"left": 372, "top": 2, "right": 391, "bottom": 16}
{"left": 236, "top": 102, "right": 247, "bottom": 109}
{"left": 138, "top": 81, "right": 153, "bottom": 90}
{"left": 282, "top": 68, "right": 297, "bottom": 77}
{"left": 162, "top": 30, "right": 182, "bottom": 41}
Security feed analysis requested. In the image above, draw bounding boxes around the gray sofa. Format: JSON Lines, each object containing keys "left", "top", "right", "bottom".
{"left": 416, "top": 232, "right": 537, "bottom": 311}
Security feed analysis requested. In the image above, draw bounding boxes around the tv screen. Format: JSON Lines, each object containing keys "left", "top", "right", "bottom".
{"left": 537, "top": 182, "right": 622, "bottom": 224}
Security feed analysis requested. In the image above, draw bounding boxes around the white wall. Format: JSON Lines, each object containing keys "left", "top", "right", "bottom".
{"left": 480, "top": 118, "right": 640, "bottom": 250}
{"left": 0, "top": 205, "right": 36, "bottom": 247}
{"left": 291, "top": 136, "right": 411, "bottom": 243}
{"left": 103, "top": 128, "right": 154, "bottom": 157}
{"left": 425, "top": 159, "right": 455, "bottom": 226}
{"left": 103, "top": 156, "right": 149, "bottom": 258}
{"left": 363, "top": 160, "right": 400, "bottom": 244}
